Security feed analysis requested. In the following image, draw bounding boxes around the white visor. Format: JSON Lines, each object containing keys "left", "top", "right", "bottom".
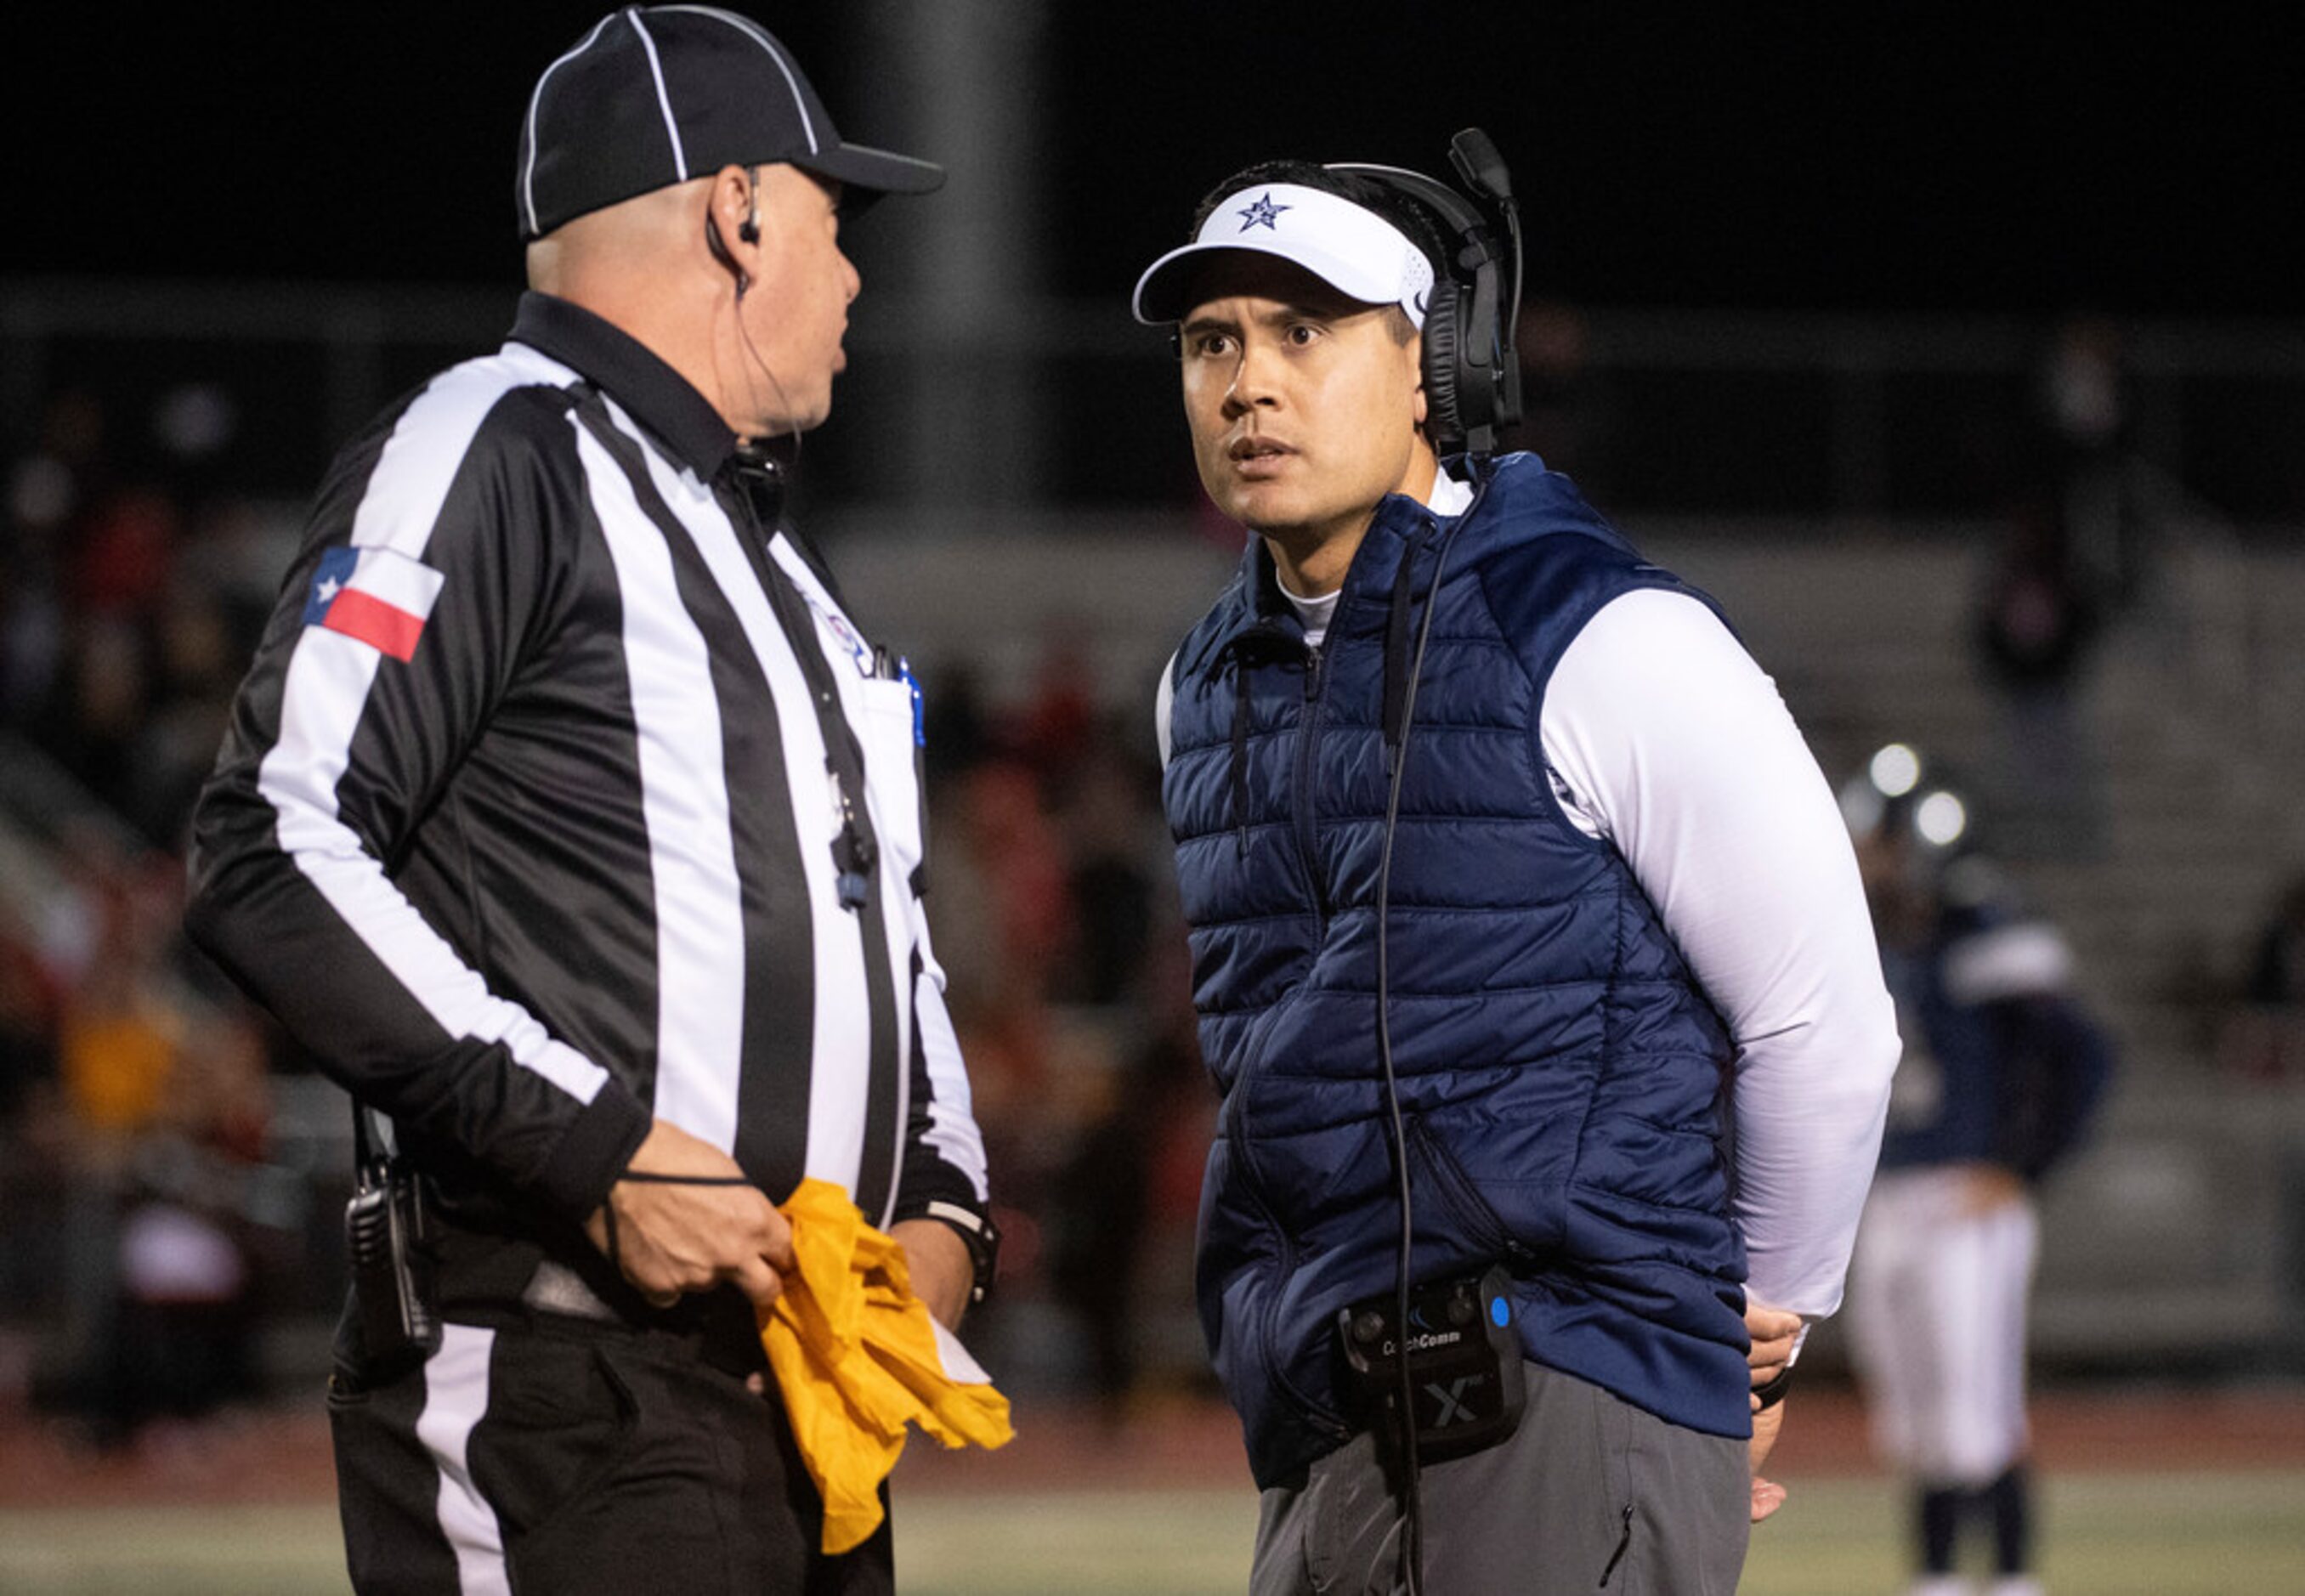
{"left": 1131, "top": 183, "right": 1436, "bottom": 328}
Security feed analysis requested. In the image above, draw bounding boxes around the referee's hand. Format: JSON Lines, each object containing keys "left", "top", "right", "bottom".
{"left": 585, "top": 1119, "right": 796, "bottom": 1311}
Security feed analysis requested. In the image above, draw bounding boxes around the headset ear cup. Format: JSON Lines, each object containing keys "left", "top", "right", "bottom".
{"left": 1419, "top": 276, "right": 1464, "bottom": 450}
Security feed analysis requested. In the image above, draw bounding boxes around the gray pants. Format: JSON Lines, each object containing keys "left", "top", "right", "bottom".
{"left": 1250, "top": 1361, "right": 1749, "bottom": 1595}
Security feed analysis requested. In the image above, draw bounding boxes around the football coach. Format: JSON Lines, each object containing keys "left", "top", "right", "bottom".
{"left": 1137, "top": 144, "right": 1900, "bottom": 1593}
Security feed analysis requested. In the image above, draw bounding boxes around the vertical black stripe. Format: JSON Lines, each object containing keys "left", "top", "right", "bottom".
{"left": 570, "top": 396, "right": 818, "bottom": 1197}
{"left": 725, "top": 491, "right": 905, "bottom": 1220}
{"left": 890, "top": 992, "right": 987, "bottom": 1219}
{"left": 851, "top": 874, "right": 904, "bottom": 1220}
{"left": 892, "top": 948, "right": 936, "bottom": 1221}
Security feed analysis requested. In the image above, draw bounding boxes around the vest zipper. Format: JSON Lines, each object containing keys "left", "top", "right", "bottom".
{"left": 1293, "top": 642, "right": 1330, "bottom": 935}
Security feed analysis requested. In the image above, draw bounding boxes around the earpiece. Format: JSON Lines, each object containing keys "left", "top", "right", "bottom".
{"left": 1328, "top": 129, "right": 1524, "bottom": 459}
{"left": 739, "top": 166, "right": 761, "bottom": 244}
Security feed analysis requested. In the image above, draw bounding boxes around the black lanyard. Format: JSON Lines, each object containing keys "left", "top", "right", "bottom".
{"left": 717, "top": 462, "right": 879, "bottom": 913}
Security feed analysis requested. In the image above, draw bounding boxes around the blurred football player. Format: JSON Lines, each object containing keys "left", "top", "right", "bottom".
{"left": 1842, "top": 744, "right": 2115, "bottom": 1596}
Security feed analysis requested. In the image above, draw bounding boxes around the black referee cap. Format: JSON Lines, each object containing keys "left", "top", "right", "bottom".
{"left": 516, "top": 6, "right": 943, "bottom": 241}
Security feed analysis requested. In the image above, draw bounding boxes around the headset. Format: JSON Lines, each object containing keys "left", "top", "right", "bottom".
{"left": 1337, "top": 128, "right": 1526, "bottom": 1594}
{"left": 1328, "top": 127, "right": 1526, "bottom": 460}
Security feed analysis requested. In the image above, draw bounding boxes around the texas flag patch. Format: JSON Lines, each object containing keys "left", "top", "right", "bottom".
{"left": 302, "top": 546, "right": 445, "bottom": 663}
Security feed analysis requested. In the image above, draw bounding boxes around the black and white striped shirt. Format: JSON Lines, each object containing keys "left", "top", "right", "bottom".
{"left": 187, "top": 291, "right": 988, "bottom": 1248}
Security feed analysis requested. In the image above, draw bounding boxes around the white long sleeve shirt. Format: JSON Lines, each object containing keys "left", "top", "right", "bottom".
{"left": 1158, "top": 473, "right": 1898, "bottom": 1334}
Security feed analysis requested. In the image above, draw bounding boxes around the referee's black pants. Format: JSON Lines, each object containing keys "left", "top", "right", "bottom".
{"left": 328, "top": 1283, "right": 892, "bottom": 1594}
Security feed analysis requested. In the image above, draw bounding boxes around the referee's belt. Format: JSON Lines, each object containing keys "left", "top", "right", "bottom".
{"left": 419, "top": 1215, "right": 771, "bottom": 1379}
{"left": 513, "top": 1257, "right": 767, "bottom": 1379}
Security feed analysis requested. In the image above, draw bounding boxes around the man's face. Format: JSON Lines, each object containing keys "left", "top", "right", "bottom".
{"left": 1178, "top": 254, "right": 1429, "bottom": 555}
{"left": 740, "top": 165, "right": 858, "bottom": 433}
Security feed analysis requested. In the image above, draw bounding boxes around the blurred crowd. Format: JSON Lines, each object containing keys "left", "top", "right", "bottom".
{"left": 909, "top": 631, "right": 1215, "bottom": 1416}
{"left": 5, "top": 305, "right": 2304, "bottom": 1452}
{"left": 1, "top": 385, "right": 310, "bottom": 1449}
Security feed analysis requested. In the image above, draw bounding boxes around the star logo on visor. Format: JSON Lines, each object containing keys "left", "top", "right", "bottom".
{"left": 1237, "top": 192, "right": 1290, "bottom": 232}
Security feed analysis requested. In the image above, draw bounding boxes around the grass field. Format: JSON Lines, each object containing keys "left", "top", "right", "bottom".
{"left": 3, "top": 1470, "right": 2300, "bottom": 1593}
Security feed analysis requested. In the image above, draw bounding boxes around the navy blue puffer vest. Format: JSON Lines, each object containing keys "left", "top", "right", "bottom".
{"left": 1163, "top": 454, "right": 1751, "bottom": 1488}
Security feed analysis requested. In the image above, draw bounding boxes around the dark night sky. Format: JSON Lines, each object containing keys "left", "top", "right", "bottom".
{"left": 17, "top": 3, "right": 2305, "bottom": 318}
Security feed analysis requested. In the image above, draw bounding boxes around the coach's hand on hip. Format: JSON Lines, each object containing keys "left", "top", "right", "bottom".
{"left": 1745, "top": 1297, "right": 1802, "bottom": 1523}
{"left": 586, "top": 1118, "right": 796, "bottom": 1310}
{"left": 1745, "top": 1297, "right": 1799, "bottom": 1389}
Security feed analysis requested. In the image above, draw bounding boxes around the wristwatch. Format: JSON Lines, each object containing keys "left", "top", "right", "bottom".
{"left": 921, "top": 1200, "right": 1001, "bottom": 1306}
{"left": 1753, "top": 1364, "right": 1796, "bottom": 1410}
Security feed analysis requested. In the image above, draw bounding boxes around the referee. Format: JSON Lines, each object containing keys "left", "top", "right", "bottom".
{"left": 184, "top": 9, "right": 994, "bottom": 1591}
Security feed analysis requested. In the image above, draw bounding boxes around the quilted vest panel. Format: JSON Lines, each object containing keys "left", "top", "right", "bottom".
{"left": 1164, "top": 455, "right": 1750, "bottom": 1487}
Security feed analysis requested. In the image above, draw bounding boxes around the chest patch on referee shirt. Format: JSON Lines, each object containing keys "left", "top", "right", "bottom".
{"left": 302, "top": 546, "right": 445, "bottom": 663}
{"left": 819, "top": 608, "right": 877, "bottom": 677}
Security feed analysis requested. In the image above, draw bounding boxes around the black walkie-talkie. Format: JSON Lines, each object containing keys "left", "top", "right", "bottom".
{"left": 344, "top": 1109, "right": 440, "bottom": 1367}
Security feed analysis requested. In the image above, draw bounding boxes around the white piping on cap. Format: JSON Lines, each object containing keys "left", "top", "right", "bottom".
{"left": 663, "top": 3, "right": 819, "bottom": 153}
{"left": 628, "top": 13, "right": 689, "bottom": 180}
{"left": 518, "top": 10, "right": 620, "bottom": 238}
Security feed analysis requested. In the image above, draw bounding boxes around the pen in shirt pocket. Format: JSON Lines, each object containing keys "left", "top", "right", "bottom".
{"left": 900, "top": 656, "right": 924, "bottom": 746}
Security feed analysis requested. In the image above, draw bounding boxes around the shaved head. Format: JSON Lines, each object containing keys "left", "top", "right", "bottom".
{"left": 525, "top": 178, "right": 707, "bottom": 297}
